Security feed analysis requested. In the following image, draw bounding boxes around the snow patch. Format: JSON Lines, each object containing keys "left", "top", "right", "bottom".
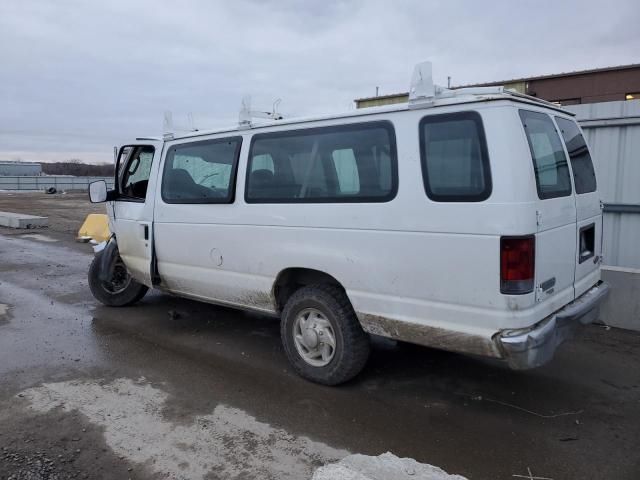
{"left": 19, "top": 234, "right": 58, "bottom": 242}
{"left": 311, "top": 452, "right": 468, "bottom": 480}
{"left": 0, "top": 304, "right": 8, "bottom": 316}
{"left": 20, "top": 377, "right": 347, "bottom": 479}
{"left": 20, "top": 378, "right": 468, "bottom": 480}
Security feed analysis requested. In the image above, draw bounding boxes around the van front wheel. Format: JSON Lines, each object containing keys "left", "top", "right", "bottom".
{"left": 88, "top": 251, "right": 148, "bottom": 307}
{"left": 281, "top": 285, "right": 370, "bottom": 385}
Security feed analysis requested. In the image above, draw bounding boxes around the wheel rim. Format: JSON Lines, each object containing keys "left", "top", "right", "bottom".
{"left": 293, "top": 308, "right": 336, "bottom": 367}
{"left": 101, "top": 260, "right": 132, "bottom": 295}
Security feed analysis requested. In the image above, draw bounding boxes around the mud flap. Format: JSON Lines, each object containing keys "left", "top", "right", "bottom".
{"left": 97, "top": 237, "right": 119, "bottom": 283}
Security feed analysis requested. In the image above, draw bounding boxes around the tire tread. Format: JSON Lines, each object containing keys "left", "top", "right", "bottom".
{"left": 88, "top": 252, "right": 149, "bottom": 307}
{"left": 281, "top": 284, "right": 370, "bottom": 385}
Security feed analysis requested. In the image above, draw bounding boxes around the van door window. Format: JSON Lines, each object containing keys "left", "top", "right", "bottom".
{"left": 419, "top": 111, "right": 492, "bottom": 202}
{"left": 161, "top": 137, "right": 242, "bottom": 204}
{"left": 519, "top": 110, "right": 572, "bottom": 199}
{"left": 120, "top": 145, "right": 155, "bottom": 200}
{"left": 555, "top": 117, "right": 597, "bottom": 194}
{"left": 246, "top": 121, "right": 397, "bottom": 203}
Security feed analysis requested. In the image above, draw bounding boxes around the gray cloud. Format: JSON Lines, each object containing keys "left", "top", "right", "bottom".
{"left": 1, "top": 0, "right": 638, "bottom": 163}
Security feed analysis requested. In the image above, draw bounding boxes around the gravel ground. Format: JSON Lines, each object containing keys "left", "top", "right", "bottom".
{"left": 0, "top": 192, "right": 103, "bottom": 240}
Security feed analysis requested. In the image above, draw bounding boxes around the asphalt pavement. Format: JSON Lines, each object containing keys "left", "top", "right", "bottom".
{"left": 0, "top": 197, "right": 639, "bottom": 479}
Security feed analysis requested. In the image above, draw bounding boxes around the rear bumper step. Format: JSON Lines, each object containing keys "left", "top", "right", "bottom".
{"left": 496, "top": 281, "right": 610, "bottom": 369}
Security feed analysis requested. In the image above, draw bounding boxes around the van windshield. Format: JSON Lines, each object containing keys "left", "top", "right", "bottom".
{"left": 555, "top": 117, "right": 597, "bottom": 194}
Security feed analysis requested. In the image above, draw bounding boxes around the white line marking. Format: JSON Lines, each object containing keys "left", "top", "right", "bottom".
{"left": 19, "top": 234, "right": 58, "bottom": 243}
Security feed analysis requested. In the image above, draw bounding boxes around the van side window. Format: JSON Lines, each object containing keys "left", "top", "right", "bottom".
{"left": 419, "top": 112, "right": 491, "bottom": 202}
{"left": 161, "top": 137, "right": 242, "bottom": 204}
{"left": 246, "top": 122, "right": 397, "bottom": 203}
{"left": 119, "top": 145, "right": 155, "bottom": 200}
{"left": 519, "top": 110, "right": 572, "bottom": 199}
{"left": 555, "top": 117, "right": 597, "bottom": 194}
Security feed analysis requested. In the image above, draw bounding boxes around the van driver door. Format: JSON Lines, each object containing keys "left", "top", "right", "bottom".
{"left": 110, "top": 141, "right": 162, "bottom": 286}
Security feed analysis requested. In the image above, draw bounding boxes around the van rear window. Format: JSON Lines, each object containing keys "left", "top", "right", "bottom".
{"left": 245, "top": 122, "right": 397, "bottom": 203}
{"left": 555, "top": 117, "right": 597, "bottom": 194}
{"left": 419, "top": 112, "right": 491, "bottom": 202}
{"left": 519, "top": 110, "right": 572, "bottom": 199}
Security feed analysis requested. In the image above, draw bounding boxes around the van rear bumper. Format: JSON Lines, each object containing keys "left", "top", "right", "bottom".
{"left": 496, "top": 281, "right": 610, "bottom": 370}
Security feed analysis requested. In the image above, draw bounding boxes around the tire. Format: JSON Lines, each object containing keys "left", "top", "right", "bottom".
{"left": 281, "top": 284, "right": 370, "bottom": 385}
{"left": 88, "top": 251, "right": 148, "bottom": 307}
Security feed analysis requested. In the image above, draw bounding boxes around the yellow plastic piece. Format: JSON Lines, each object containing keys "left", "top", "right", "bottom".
{"left": 77, "top": 214, "right": 111, "bottom": 242}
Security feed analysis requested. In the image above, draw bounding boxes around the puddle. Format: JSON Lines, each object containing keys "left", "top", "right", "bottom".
{"left": 19, "top": 234, "right": 59, "bottom": 243}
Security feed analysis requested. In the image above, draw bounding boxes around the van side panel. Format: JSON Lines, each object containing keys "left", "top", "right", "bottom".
{"left": 152, "top": 102, "right": 592, "bottom": 358}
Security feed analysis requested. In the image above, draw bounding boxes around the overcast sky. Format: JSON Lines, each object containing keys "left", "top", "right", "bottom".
{"left": 1, "top": 0, "right": 638, "bottom": 163}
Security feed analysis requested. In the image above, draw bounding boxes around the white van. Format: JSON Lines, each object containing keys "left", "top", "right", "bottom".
{"left": 88, "top": 64, "right": 609, "bottom": 385}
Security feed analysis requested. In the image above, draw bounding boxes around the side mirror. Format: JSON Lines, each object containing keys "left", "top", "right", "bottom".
{"left": 89, "top": 180, "right": 108, "bottom": 203}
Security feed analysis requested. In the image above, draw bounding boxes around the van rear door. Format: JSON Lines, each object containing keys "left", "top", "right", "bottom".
{"left": 519, "top": 110, "right": 577, "bottom": 306}
{"left": 555, "top": 116, "right": 602, "bottom": 297}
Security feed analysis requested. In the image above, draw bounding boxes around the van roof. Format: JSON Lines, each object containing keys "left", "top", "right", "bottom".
{"left": 160, "top": 89, "right": 574, "bottom": 142}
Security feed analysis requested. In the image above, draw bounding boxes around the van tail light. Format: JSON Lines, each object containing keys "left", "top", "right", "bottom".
{"left": 500, "top": 236, "right": 535, "bottom": 295}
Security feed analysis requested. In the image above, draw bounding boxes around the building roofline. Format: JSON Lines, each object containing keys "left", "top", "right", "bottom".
{"left": 353, "top": 92, "right": 409, "bottom": 102}
{"left": 355, "top": 63, "right": 640, "bottom": 103}
{"left": 0, "top": 160, "right": 42, "bottom": 165}
{"left": 460, "top": 63, "right": 640, "bottom": 87}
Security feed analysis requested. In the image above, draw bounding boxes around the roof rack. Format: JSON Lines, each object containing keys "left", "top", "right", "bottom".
{"left": 157, "top": 62, "right": 573, "bottom": 142}
{"left": 408, "top": 61, "right": 564, "bottom": 110}
{"left": 163, "top": 111, "right": 200, "bottom": 140}
{"left": 238, "top": 97, "right": 284, "bottom": 129}
{"left": 501, "top": 89, "right": 562, "bottom": 108}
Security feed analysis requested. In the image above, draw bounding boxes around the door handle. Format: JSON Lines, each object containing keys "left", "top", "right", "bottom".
{"left": 143, "top": 225, "right": 149, "bottom": 240}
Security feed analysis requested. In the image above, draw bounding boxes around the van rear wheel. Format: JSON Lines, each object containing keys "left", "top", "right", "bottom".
{"left": 88, "top": 251, "right": 148, "bottom": 307}
{"left": 281, "top": 285, "right": 370, "bottom": 385}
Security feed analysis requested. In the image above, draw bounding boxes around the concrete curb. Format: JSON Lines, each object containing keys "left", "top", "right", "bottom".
{"left": 0, "top": 211, "right": 48, "bottom": 229}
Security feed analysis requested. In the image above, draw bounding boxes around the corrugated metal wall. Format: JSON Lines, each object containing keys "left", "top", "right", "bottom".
{"left": 565, "top": 100, "right": 640, "bottom": 269}
{"left": 0, "top": 176, "right": 114, "bottom": 192}
{"left": 0, "top": 163, "right": 42, "bottom": 176}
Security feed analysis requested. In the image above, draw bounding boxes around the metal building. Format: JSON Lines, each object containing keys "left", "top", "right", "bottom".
{"left": 564, "top": 100, "right": 639, "bottom": 332}
{"left": 0, "top": 161, "right": 42, "bottom": 176}
{"left": 355, "top": 63, "right": 640, "bottom": 108}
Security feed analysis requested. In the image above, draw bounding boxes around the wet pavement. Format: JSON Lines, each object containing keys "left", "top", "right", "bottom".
{"left": 1, "top": 231, "right": 639, "bottom": 479}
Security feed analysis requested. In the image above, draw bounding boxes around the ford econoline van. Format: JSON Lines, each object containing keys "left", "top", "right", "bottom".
{"left": 88, "top": 63, "right": 609, "bottom": 385}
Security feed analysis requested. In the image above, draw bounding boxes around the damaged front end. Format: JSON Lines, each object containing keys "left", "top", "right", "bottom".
{"left": 94, "top": 236, "right": 120, "bottom": 283}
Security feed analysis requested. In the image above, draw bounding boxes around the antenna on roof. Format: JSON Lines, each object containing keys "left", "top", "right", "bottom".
{"left": 239, "top": 96, "right": 284, "bottom": 129}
